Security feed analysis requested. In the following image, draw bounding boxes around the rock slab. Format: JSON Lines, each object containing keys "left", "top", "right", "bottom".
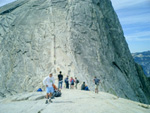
{"left": 0, "top": 90, "right": 150, "bottom": 113}
{"left": 0, "top": 0, "right": 150, "bottom": 104}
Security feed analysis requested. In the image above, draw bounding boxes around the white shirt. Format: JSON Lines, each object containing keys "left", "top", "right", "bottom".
{"left": 43, "top": 76, "right": 55, "bottom": 87}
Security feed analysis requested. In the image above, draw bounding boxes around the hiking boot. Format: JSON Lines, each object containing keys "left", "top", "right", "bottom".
{"left": 45, "top": 100, "right": 48, "bottom": 104}
{"left": 49, "top": 99, "right": 53, "bottom": 103}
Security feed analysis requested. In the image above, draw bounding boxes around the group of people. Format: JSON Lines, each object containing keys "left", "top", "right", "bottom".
{"left": 43, "top": 71, "right": 100, "bottom": 104}
{"left": 81, "top": 82, "right": 89, "bottom": 91}
{"left": 80, "top": 76, "right": 100, "bottom": 92}
{"left": 57, "top": 71, "right": 80, "bottom": 89}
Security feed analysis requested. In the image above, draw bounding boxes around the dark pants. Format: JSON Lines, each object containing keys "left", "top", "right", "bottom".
{"left": 66, "top": 82, "right": 69, "bottom": 89}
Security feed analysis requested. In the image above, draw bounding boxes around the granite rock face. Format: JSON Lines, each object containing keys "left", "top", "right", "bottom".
{"left": 0, "top": 0, "right": 150, "bottom": 103}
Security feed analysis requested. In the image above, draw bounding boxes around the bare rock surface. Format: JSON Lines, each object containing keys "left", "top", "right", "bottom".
{"left": 0, "top": 0, "right": 150, "bottom": 104}
{"left": 0, "top": 89, "right": 150, "bottom": 113}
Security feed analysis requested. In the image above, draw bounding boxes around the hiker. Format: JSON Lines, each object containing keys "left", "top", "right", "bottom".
{"left": 53, "top": 84, "right": 58, "bottom": 91}
{"left": 58, "top": 71, "right": 63, "bottom": 89}
{"left": 70, "top": 77, "right": 75, "bottom": 89}
{"left": 81, "top": 82, "right": 89, "bottom": 91}
{"left": 75, "top": 77, "right": 79, "bottom": 89}
{"left": 64, "top": 76, "right": 69, "bottom": 89}
{"left": 51, "top": 84, "right": 62, "bottom": 99}
{"left": 43, "top": 73, "right": 55, "bottom": 104}
{"left": 85, "top": 84, "right": 90, "bottom": 91}
{"left": 81, "top": 82, "right": 86, "bottom": 90}
{"left": 93, "top": 76, "right": 100, "bottom": 93}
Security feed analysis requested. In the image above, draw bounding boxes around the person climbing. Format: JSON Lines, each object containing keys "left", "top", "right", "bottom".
{"left": 58, "top": 71, "right": 63, "bottom": 89}
{"left": 81, "top": 82, "right": 86, "bottom": 90}
{"left": 75, "top": 77, "right": 79, "bottom": 89}
{"left": 93, "top": 76, "right": 100, "bottom": 93}
{"left": 43, "top": 73, "right": 55, "bottom": 104}
{"left": 70, "top": 77, "right": 75, "bottom": 89}
{"left": 64, "top": 76, "right": 69, "bottom": 89}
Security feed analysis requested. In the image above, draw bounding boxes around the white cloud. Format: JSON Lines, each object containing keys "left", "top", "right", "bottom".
{"left": 111, "top": 0, "right": 150, "bottom": 45}
{"left": 125, "top": 31, "right": 150, "bottom": 41}
{"left": 119, "top": 13, "right": 150, "bottom": 25}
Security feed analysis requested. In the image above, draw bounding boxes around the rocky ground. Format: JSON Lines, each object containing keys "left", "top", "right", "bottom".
{"left": 1, "top": 0, "right": 150, "bottom": 104}
{"left": 0, "top": 89, "right": 150, "bottom": 113}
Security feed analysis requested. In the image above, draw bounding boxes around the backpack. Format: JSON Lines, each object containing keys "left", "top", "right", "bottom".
{"left": 53, "top": 90, "right": 61, "bottom": 97}
{"left": 76, "top": 80, "right": 79, "bottom": 83}
{"left": 95, "top": 79, "right": 100, "bottom": 85}
{"left": 37, "top": 88, "right": 42, "bottom": 92}
{"left": 52, "top": 84, "right": 58, "bottom": 90}
{"left": 65, "top": 78, "right": 68, "bottom": 83}
{"left": 71, "top": 79, "right": 74, "bottom": 84}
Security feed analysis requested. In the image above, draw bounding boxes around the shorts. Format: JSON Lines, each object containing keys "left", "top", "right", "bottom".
{"left": 46, "top": 87, "right": 54, "bottom": 93}
{"left": 95, "top": 84, "right": 99, "bottom": 89}
{"left": 71, "top": 83, "right": 74, "bottom": 85}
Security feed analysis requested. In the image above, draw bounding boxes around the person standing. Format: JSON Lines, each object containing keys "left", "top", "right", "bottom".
{"left": 43, "top": 73, "right": 55, "bottom": 104}
{"left": 58, "top": 71, "right": 63, "bottom": 89}
{"left": 93, "top": 76, "right": 100, "bottom": 93}
{"left": 70, "top": 77, "right": 75, "bottom": 89}
{"left": 75, "top": 77, "right": 79, "bottom": 89}
{"left": 64, "top": 76, "right": 69, "bottom": 89}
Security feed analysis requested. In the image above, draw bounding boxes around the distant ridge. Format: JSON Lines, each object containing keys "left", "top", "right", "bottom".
{"left": 132, "top": 50, "right": 150, "bottom": 77}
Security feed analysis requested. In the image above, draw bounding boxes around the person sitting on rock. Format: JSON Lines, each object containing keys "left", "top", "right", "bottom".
{"left": 51, "top": 84, "right": 61, "bottom": 99}
{"left": 53, "top": 84, "right": 58, "bottom": 91}
{"left": 81, "top": 82, "right": 90, "bottom": 91}
{"left": 85, "top": 84, "right": 90, "bottom": 91}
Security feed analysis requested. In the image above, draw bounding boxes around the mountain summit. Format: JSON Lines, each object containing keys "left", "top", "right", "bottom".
{"left": 0, "top": 0, "right": 150, "bottom": 104}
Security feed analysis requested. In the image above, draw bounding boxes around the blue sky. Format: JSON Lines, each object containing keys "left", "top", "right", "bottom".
{"left": 111, "top": 0, "right": 150, "bottom": 53}
{"left": 0, "top": 0, "right": 16, "bottom": 7}
{"left": 0, "top": 0, "right": 150, "bottom": 53}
